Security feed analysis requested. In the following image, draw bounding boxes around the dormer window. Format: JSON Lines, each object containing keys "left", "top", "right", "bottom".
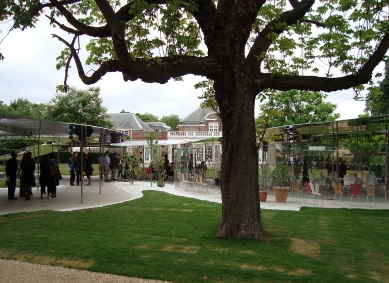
{"left": 209, "top": 122, "right": 218, "bottom": 132}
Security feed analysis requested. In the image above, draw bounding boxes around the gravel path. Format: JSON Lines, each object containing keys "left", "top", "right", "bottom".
{"left": 0, "top": 259, "right": 172, "bottom": 283}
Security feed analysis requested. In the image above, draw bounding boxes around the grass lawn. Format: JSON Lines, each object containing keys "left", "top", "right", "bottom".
{"left": 0, "top": 191, "right": 388, "bottom": 282}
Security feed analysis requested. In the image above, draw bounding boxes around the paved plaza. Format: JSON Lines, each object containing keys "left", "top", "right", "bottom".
{"left": 1, "top": 176, "right": 387, "bottom": 215}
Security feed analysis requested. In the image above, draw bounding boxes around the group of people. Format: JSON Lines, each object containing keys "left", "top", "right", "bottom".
{"left": 67, "top": 152, "right": 94, "bottom": 186}
{"left": 291, "top": 155, "right": 348, "bottom": 185}
{"left": 5, "top": 151, "right": 61, "bottom": 200}
{"left": 100, "top": 151, "right": 126, "bottom": 182}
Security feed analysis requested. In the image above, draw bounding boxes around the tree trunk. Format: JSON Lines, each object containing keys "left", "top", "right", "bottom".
{"left": 215, "top": 75, "right": 267, "bottom": 240}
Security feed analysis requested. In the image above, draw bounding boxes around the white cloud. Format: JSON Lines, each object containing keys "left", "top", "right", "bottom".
{"left": 326, "top": 90, "right": 366, "bottom": 120}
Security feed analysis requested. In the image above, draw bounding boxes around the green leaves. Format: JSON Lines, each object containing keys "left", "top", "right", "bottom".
{"left": 0, "top": 98, "right": 46, "bottom": 118}
{"left": 45, "top": 86, "right": 114, "bottom": 128}
{"left": 257, "top": 89, "right": 340, "bottom": 128}
{"left": 195, "top": 79, "right": 219, "bottom": 116}
{"left": 135, "top": 112, "right": 159, "bottom": 122}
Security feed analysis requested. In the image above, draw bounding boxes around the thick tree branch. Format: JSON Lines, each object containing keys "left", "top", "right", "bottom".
{"left": 226, "top": 0, "right": 266, "bottom": 52}
{"left": 288, "top": 0, "right": 302, "bottom": 9}
{"left": 52, "top": 34, "right": 121, "bottom": 84}
{"left": 55, "top": 0, "right": 164, "bottom": 37}
{"left": 45, "top": 15, "right": 80, "bottom": 35}
{"left": 53, "top": 32, "right": 215, "bottom": 84}
{"left": 190, "top": 0, "right": 217, "bottom": 46}
{"left": 49, "top": 0, "right": 113, "bottom": 37}
{"left": 121, "top": 56, "right": 216, "bottom": 83}
{"left": 301, "top": 19, "right": 326, "bottom": 28}
{"left": 63, "top": 35, "right": 78, "bottom": 89}
{"left": 28, "top": 0, "right": 81, "bottom": 20}
{"left": 216, "top": 0, "right": 235, "bottom": 20}
{"left": 45, "top": 0, "right": 216, "bottom": 50}
{"left": 94, "top": 0, "right": 133, "bottom": 73}
{"left": 246, "top": 0, "right": 314, "bottom": 66}
{"left": 255, "top": 33, "right": 389, "bottom": 93}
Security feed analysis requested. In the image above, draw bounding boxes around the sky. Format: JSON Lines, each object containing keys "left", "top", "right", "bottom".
{"left": 0, "top": 16, "right": 369, "bottom": 122}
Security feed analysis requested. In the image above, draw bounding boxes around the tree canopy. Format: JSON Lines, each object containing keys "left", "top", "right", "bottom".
{"left": 160, "top": 114, "right": 180, "bottom": 130}
{"left": 2, "top": 0, "right": 389, "bottom": 241}
{"left": 0, "top": 98, "right": 46, "bottom": 118}
{"left": 46, "top": 86, "right": 114, "bottom": 128}
{"left": 365, "top": 63, "right": 389, "bottom": 115}
{"left": 258, "top": 90, "right": 340, "bottom": 127}
{"left": 136, "top": 112, "right": 180, "bottom": 130}
{"left": 135, "top": 113, "right": 159, "bottom": 123}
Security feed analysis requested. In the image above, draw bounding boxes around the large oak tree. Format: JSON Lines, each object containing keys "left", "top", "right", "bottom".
{"left": 1, "top": 0, "right": 389, "bottom": 240}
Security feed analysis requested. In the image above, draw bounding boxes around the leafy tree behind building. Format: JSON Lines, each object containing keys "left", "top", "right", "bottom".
{"left": 45, "top": 86, "right": 114, "bottom": 128}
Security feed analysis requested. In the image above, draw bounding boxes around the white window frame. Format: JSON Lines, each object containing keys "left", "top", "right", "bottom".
{"left": 209, "top": 122, "right": 218, "bottom": 132}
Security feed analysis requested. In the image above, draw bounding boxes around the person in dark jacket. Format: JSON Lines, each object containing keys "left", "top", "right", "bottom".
{"left": 20, "top": 151, "right": 36, "bottom": 200}
{"left": 68, "top": 153, "right": 75, "bottom": 186}
{"left": 188, "top": 153, "right": 193, "bottom": 175}
{"left": 75, "top": 153, "right": 82, "bottom": 186}
{"left": 111, "top": 152, "right": 119, "bottom": 181}
{"left": 5, "top": 151, "right": 18, "bottom": 200}
{"left": 84, "top": 152, "right": 93, "bottom": 185}
{"left": 48, "top": 153, "right": 59, "bottom": 198}
{"left": 39, "top": 154, "right": 51, "bottom": 199}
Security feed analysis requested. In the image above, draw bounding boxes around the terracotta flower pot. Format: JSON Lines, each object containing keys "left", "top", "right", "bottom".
{"left": 259, "top": 191, "right": 268, "bottom": 202}
{"left": 273, "top": 186, "right": 290, "bottom": 202}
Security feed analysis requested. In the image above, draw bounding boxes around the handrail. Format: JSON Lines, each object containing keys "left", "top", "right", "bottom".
{"left": 167, "top": 131, "right": 222, "bottom": 138}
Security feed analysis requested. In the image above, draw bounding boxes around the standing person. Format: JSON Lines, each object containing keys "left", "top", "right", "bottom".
{"left": 84, "top": 152, "right": 93, "bottom": 185}
{"left": 5, "top": 151, "right": 18, "bottom": 200}
{"left": 198, "top": 160, "right": 207, "bottom": 184}
{"left": 20, "top": 152, "right": 36, "bottom": 200}
{"left": 302, "top": 160, "right": 309, "bottom": 185}
{"left": 188, "top": 153, "right": 193, "bottom": 176}
{"left": 111, "top": 152, "right": 119, "bottom": 181}
{"left": 338, "top": 158, "right": 348, "bottom": 180}
{"left": 48, "top": 153, "right": 58, "bottom": 198}
{"left": 74, "top": 152, "right": 82, "bottom": 186}
{"left": 104, "top": 151, "right": 111, "bottom": 182}
{"left": 117, "top": 154, "right": 124, "bottom": 181}
{"left": 68, "top": 153, "right": 75, "bottom": 186}
{"left": 207, "top": 151, "right": 212, "bottom": 165}
{"left": 18, "top": 153, "right": 27, "bottom": 197}
{"left": 39, "top": 154, "right": 51, "bottom": 199}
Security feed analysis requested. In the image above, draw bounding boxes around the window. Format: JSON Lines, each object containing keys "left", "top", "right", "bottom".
{"left": 144, "top": 148, "right": 150, "bottom": 161}
{"left": 209, "top": 122, "right": 218, "bottom": 132}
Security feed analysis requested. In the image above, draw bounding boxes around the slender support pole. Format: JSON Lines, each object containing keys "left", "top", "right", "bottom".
{"left": 80, "top": 127, "right": 84, "bottom": 203}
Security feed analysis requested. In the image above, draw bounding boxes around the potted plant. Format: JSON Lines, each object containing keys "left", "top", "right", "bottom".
{"left": 157, "top": 178, "right": 165, "bottom": 187}
{"left": 258, "top": 163, "right": 272, "bottom": 202}
{"left": 272, "top": 163, "right": 291, "bottom": 202}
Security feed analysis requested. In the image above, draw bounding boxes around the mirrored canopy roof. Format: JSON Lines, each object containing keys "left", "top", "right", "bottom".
{"left": 265, "top": 115, "right": 389, "bottom": 142}
{"left": 0, "top": 113, "right": 123, "bottom": 139}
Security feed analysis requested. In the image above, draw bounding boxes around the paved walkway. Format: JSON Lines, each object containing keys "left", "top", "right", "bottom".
{"left": 1, "top": 176, "right": 387, "bottom": 215}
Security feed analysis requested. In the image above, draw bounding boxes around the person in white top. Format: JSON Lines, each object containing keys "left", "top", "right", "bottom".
{"left": 104, "top": 151, "right": 111, "bottom": 182}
